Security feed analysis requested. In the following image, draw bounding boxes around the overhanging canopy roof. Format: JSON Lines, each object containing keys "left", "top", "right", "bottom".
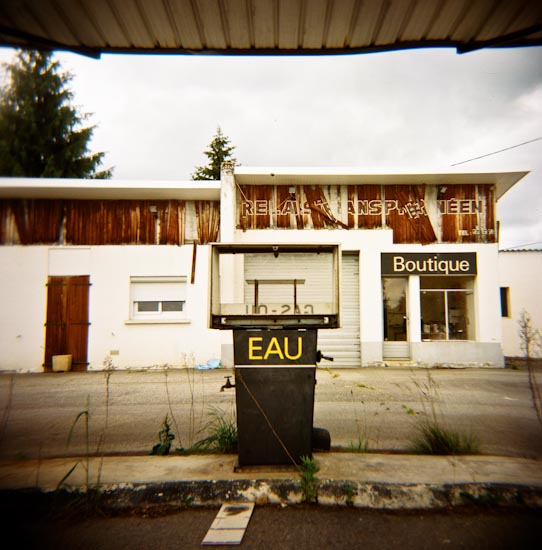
{"left": 0, "top": 169, "right": 527, "bottom": 201}
{"left": 0, "top": 178, "right": 221, "bottom": 200}
{"left": 233, "top": 167, "right": 530, "bottom": 200}
{"left": 0, "top": 0, "right": 540, "bottom": 58}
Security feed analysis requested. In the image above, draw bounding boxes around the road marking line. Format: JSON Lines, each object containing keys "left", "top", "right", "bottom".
{"left": 202, "top": 502, "right": 255, "bottom": 545}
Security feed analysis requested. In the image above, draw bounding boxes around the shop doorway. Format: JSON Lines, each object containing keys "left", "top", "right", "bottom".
{"left": 382, "top": 277, "right": 410, "bottom": 360}
{"left": 43, "top": 275, "right": 90, "bottom": 372}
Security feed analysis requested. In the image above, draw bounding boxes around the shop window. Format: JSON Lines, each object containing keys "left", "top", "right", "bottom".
{"left": 130, "top": 276, "right": 187, "bottom": 320}
{"left": 500, "top": 287, "right": 510, "bottom": 317}
{"left": 420, "top": 277, "right": 474, "bottom": 341}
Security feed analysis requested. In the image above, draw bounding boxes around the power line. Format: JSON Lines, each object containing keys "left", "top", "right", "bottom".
{"left": 451, "top": 137, "right": 542, "bottom": 166}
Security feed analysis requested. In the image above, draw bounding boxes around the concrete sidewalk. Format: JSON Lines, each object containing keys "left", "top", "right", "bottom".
{"left": 1, "top": 453, "right": 541, "bottom": 511}
{"left": 1, "top": 366, "right": 541, "bottom": 512}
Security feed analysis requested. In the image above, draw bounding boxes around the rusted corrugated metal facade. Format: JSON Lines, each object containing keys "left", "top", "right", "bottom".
{"left": 0, "top": 199, "right": 220, "bottom": 245}
{"left": 440, "top": 184, "right": 496, "bottom": 244}
{"left": 237, "top": 183, "right": 496, "bottom": 244}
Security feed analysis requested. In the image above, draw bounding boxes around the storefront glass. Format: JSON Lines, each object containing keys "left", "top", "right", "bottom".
{"left": 383, "top": 277, "right": 408, "bottom": 341}
{"left": 420, "top": 277, "right": 474, "bottom": 340}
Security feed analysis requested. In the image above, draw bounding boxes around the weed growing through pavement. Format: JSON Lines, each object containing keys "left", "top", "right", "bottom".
{"left": 56, "top": 396, "right": 104, "bottom": 514}
{"left": 94, "top": 357, "right": 114, "bottom": 483}
{"left": 357, "top": 383, "right": 375, "bottom": 390}
{"left": 321, "top": 366, "right": 339, "bottom": 379}
{"left": 57, "top": 396, "right": 91, "bottom": 492}
{"left": 348, "top": 437, "right": 369, "bottom": 453}
{"left": 342, "top": 483, "right": 356, "bottom": 507}
{"left": 298, "top": 455, "right": 320, "bottom": 503}
{"left": 347, "top": 386, "right": 383, "bottom": 452}
{"left": 150, "top": 414, "right": 176, "bottom": 455}
{"left": 410, "top": 422, "right": 480, "bottom": 455}
{"left": 407, "top": 371, "right": 480, "bottom": 455}
{"left": 154, "top": 365, "right": 236, "bottom": 456}
{"left": 163, "top": 365, "right": 183, "bottom": 450}
{"left": 184, "top": 359, "right": 208, "bottom": 449}
{"left": 56, "top": 359, "right": 115, "bottom": 513}
{"left": 191, "top": 406, "right": 238, "bottom": 454}
{"left": 163, "top": 358, "right": 210, "bottom": 452}
{"left": 402, "top": 404, "right": 417, "bottom": 416}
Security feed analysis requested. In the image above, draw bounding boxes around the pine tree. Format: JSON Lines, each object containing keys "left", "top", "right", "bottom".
{"left": 191, "top": 126, "right": 237, "bottom": 181}
{"left": 0, "top": 49, "right": 112, "bottom": 179}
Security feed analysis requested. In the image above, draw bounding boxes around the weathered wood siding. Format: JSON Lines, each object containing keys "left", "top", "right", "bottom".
{"left": 239, "top": 185, "right": 273, "bottom": 230}
{"left": 195, "top": 200, "right": 220, "bottom": 244}
{"left": 385, "top": 185, "right": 437, "bottom": 244}
{"left": 236, "top": 183, "right": 496, "bottom": 244}
{"left": 347, "top": 185, "right": 382, "bottom": 229}
{"left": 0, "top": 199, "right": 220, "bottom": 245}
{"left": 440, "top": 184, "right": 496, "bottom": 243}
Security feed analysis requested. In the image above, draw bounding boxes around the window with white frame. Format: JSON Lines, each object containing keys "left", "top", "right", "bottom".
{"left": 130, "top": 276, "right": 187, "bottom": 320}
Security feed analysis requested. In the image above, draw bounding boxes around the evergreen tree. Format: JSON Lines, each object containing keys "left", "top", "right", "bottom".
{"left": 0, "top": 49, "right": 112, "bottom": 179}
{"left": 191, "top": 126, "right": 236, "bottom": 181}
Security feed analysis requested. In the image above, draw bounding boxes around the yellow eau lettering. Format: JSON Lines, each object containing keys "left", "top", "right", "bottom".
{"left": 284, "top": 336, "right": 303, "bottom": 360}
{"left": 263, "top": 337, "right": 285, "bottom": 360}
{"left": 248, "top": 337, "right": 263, "bottom": 360}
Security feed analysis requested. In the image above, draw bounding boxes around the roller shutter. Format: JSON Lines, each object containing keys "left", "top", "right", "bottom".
{"left": 243, "top": 252, "right": 334, "bottom": 310}
{"left": 242, "top": 252, "right": 359, "bottom": 366}
{"left": 318, "top": 254, "right": 361, "bottom": 367}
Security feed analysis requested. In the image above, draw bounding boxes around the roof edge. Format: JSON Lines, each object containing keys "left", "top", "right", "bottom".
{"left": 0, "top": 178, "right": 220, "bottom": 200}
{"left": 233, "top": 167, "right": 529, "bottom": 200}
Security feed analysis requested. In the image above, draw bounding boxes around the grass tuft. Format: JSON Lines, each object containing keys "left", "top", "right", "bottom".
{"left": 298, "top": 455, "right": 320, "bottom": 503}
{"left": 409, "top": 422, "right": 480, "bottom": 455}
{"left": 348, "top": 437, "right": 369, "bottom": 453}
{"left": 190, "top": 406, "right": 238, "bottom": 454}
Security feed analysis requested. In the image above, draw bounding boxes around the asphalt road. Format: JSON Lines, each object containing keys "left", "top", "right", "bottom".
{"left": 1, "top": 364, "right": 541, "bottom": 460}
{"left": 6, "top": 501, "right": 541, "bottom": 550}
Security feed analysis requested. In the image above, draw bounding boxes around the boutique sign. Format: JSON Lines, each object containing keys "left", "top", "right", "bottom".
{"left": 381, "top": 252, "right": 477, "bottom": 276}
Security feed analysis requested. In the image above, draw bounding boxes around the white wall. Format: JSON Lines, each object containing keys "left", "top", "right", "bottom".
{"left": 86, "top": 245, "right": 227, "bottom": 370}
{"left": 0, "top": 247, "right": 48, "bottom": 372}
{"left": 499, "top": 251, "right": 542, "bottom": 357}
{"left": 0, "top": 245, "right": 229, "bottom": 372}
{"left": 0, "top": 236, "right": 509, "bottom": 372}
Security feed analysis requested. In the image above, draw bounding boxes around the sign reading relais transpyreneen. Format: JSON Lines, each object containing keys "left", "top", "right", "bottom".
{"left": 233, "top": 330, "right": 317, "bottom": 366}
{"left": 237, "top": 183, "right": 495, "bottom": 244}
{"left": 381, "top": 252, "right": 477, "bottom": 276}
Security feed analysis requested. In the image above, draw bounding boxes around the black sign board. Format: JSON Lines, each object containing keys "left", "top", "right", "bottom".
{"left": 233, "top": 329, "right": 317, "bottom": 366}
{"left": 381, "top": 252, "right": 477, "bottom": 276}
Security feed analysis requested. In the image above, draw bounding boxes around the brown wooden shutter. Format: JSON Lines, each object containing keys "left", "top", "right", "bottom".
{"left": 44, "top": 275, "right": 90, "bottom": 372}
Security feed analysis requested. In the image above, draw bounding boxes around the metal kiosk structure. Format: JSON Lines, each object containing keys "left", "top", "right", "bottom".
{"left": 209, "top": 244, "right": 340, "bottom": 467}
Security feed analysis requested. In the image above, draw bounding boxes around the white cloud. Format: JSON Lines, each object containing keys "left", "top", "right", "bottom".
{"left": 1, "top": 45, "right": 540, "bottom": 248}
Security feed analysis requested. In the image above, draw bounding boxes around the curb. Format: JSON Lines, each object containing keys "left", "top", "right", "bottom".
{"left": 4, "top": 479, "right": 541, "bottom": 513}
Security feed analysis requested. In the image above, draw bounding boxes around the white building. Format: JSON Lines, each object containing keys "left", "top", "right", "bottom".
{"left": 499, "top": 249, "right": 542, "bottom": 358}
{"left": 0, "top": 166, "right": 528, "bottom": 372}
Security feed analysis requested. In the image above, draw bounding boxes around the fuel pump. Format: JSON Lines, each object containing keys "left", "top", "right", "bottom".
{"left": 209, "top": 244, "right": 340, "bottom": 467}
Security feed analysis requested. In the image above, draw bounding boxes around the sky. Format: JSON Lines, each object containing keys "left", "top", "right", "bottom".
{"left": 0, "top": 45, "right": 541, "bottom": 250}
